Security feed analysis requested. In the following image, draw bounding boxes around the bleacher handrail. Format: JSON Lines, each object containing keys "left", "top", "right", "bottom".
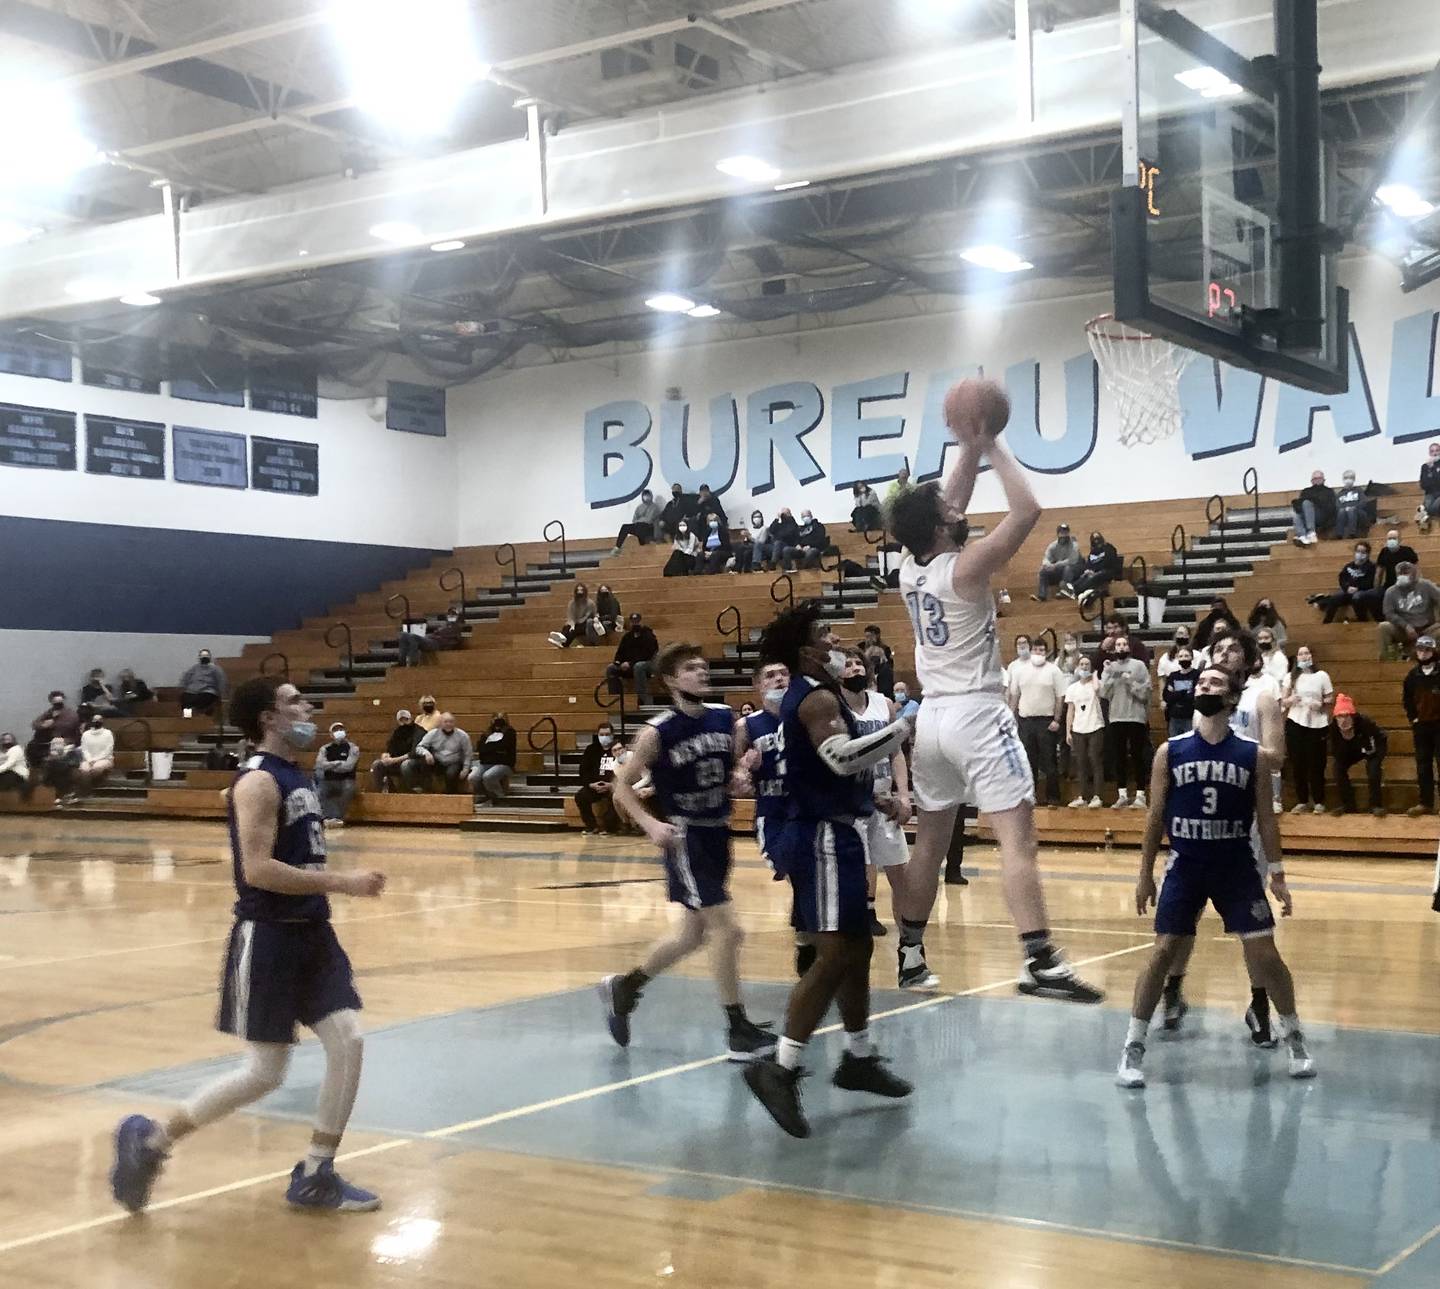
{"left": 495, "top": 543, "right": 516, "bottom": 587}
{"left": 527, "top": 716, "right": 561, "bottom": 790}
{"left": 543, "top": 519, "right": 567, "bottom": 574}
{"left": 323, "top": 622, "right": 353, "bottom": 682}
{"left": 716, "top": 604, "right": 744, "bottom": 647}
{"left": 1243, "top": 466, "right": 1261, "bottom": 533}
{"left": 1171, "top": 523, "right": 1188, "bottom": 593}
{"left": 1206, "top": 493, "right": 1227, "bottom": 562}
{"left": 438, "top": 567, "right": 467, "bottom": 616}
{"left": 258, "top": 651, "right": 289, "bottom": 680}
{"left": 862, "top": 525, "right": 893, "bottom": 579}
{"left": 1078, "top": 585, "right": 1108, "bottom": 629}
{"left": 819, "top": 546, "right": 846, "bottom": 607}
{"left": 593, "top": 680, "right": 628, "bottom": 736}
{"left": 1037, "top": 626, "right": 1059, "bottom": 658}
{"left": 118, "top": 719, "right": 154, "bottom": 786}
{"left": 770, "top": 573, "right": 795, "bottom": 608}
{"left": 384, "top": 593, "right": 412, "bottom": 625}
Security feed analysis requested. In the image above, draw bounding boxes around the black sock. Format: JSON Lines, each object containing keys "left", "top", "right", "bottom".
{"left": 623, "top": 969, "right": 650, "bottom": 993}
{"left": 1251, "top": 986, "right": 1269, "bottom": 1010}
{"left": 899, "top": 917, "right": 927, "bottom": 948}
{"left": 1021, "top": 929, "right": 1056, "bottom": 963}
{"left": 1164, "top": 973, "right": 1184, "bottom": 999}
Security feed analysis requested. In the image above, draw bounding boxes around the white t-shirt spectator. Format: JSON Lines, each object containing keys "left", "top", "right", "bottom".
{"left": 81, "top": 726, "right": 115, "bottom": 765}
{"left": 1003, "top": 657, "right": 1030, "bottom": 701}
{"left": 1283, "top": 669, "right": 1334, "bottom": 729}
{"left": 1064, "top": 677, "right": 1105, "bottom": 734}
{"left": 1261, "top": 648, "right": 1289, "bottom": 684}
{"left": 1013, "top": 659, "right": 1067, "bottom": 718}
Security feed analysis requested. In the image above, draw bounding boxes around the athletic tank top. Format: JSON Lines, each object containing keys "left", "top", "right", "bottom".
{"left": 648, "top": 704, "right": 734, "bottom": 824}
{"left": 898, "top": 549, "right": 1004, "bottom": 697}
{"left": 228, "top": 752, "right": 329, "bottom": 922}
{"left": 779, "top": 676, "right": 874, "bottom": 822}
{"left": 849, "top": 688, "right": 895, "bottom": 796}
{"left": 742, "top": 709, "right": 785, "bottom": 820}
{"left": 1165, "top": 730, "right": 1259, "bottom": 866}
{"left": 1230, "top": 674, "right": 1277, "bottom": 742}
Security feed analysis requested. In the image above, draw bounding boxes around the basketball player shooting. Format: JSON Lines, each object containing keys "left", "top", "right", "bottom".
{"left": 888, "top": 379, "right": 1102, "bottom": 1002}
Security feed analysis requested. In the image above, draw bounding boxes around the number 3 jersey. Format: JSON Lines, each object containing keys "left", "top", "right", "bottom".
{"left": 227, "top": 752, "right": 330, "bottom": 922}
{"left": 898, "top": 550, "right": 1004, "bottom": 698}
{"left": 1164, "top": 729, "right": 1258, "bottom": 865}
{"left": 649, "top": 703, "right": 735, "bottom": 824}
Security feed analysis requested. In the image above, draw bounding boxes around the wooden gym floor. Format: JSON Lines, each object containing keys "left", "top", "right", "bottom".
{"left": 0, "top": 816, "right": 1437, "bottom": 1289}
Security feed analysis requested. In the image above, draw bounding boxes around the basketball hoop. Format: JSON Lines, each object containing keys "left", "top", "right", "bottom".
{"left": 1085, "top": 314, "right": 1194, "bottom": 448}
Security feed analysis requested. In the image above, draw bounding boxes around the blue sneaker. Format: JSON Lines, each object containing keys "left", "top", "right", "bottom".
{"left": 110, "top": 1114, "right": 166, "bottom": 1213}
{"left": 598, "top": 973, "right": 641, "bottom": 1048}
{"left": 285, "top": 1160, "right": 381, "bottom": 1213}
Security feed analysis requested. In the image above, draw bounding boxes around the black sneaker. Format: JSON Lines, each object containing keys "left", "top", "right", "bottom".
{"left": 598, "top": 973, "right": 642, "bottom": 1048}
{"left": 868, "top": 911, "right": 888, "bottom": 937}
{"left": 743, "top": 1059, "right": 810, "bottom": 1138}
{"left": 1161, "top": 991, "right": 1189, "bottom": 1032}
{"left": 898, "top": 943, "right": 940, "bottom": 990}
{"left": 832, "top": 1052, "right": 912, "bottom": 1098}
{"left": 1018, "top": 954, "right": 1104, "bottom": 1003}
{"left": 726, "top": 1016, "right": 778, "bottom": 1063}
{"left": 1245, "top": 1000, "right": 1278, "bottom": 1049}
{"left": 795, "top": 941, "right": 817, "bottom": 978}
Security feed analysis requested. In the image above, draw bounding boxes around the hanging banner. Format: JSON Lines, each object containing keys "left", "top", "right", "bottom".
{"left": 251, "top": 436, "right": 319, "bottom": 495}
{"left": 84, "top": 415, "right": 166, "bottom": 479}
{"left": 0, "top": 402, "right": 77, "bottom": 470}
{"left": 173, "top": 425, "right": 247, "bottom": 488}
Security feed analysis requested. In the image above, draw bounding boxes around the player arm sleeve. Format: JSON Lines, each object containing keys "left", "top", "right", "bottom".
{"left": 816, "top": 719, "right": 912, "bottom": 776}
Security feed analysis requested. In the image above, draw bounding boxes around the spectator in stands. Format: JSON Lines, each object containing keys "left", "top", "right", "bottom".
{"left": 612, "top": 488, "right": 663, "bottom": 553}
{"left": 469, "top": 713, "right": 516, "bottom": 806}
{"left": 1330, "top": 693, "right": 1387, "bottom": 817}
{"left": 1404, "top": 634, "right": 1440, "bottom": 816}
{"left": 1093, "top": 616, "right": 1151, "bottom": 671}
{"left": 1313, "top": 539, "right": 1384, "bottom": 622}
{"left": 850, "top": 482, "right": 882, "bottom": 532}
{"left": 404, "top": 711, "right": 472, "bottom": 794}
{"left": 1161, "top": 647, "right": 1197, "bottom": 736}
{"left": 1101, "top": 633, "right": 1152, "bottom": 808}
{"left": 1057, "top": 631, "right": 1082, "bottom": 675}
{"left": 893, "top": 681, "right": 920, "bottom": 721}
{"left": 594, "top": 584, "right": 622, "bottom": 637}
{"left": 80, "top": 669, "right": 124, "bottom": 719}
{"left": 415, "top": 695, "right": 440, "bottom": 731}
{"left": 314, "top": 722, "right": 359, "bottom": 827}
{"left": 178, "top": 649, "right": 227, "bottom": 717}
{"left": 696, "top": 484, "right": 727, "bottom": 530}
{"left": 1012, "top": 636, "right": 1067, "bottom": 806}
{"left": 700, "top": 513, "right": 732, "bottom": 574}
{"left": 1334, "top": 469, "right": 1374, "bottom": 539}
{"left": 1255, "top": 627, "right": 1289, "bottom": 685}
{"left": 1033, "top": 522, "right": 1079, "bottom": 601}
{"left": 607, "top": 612, "right": 658, "bottom": 707}
{"left": 549, "top": 583, "right": 600, "bottom": 648}
{"left": 1291, "top": 469, "right": 1337, "bottom": 546}
{"left": 75, "top": 714, "right": 115, "bottom": 797}
{"left": 1249, "top": 597, "right": 1288, "bottom": 646}
{"left": 1156, "top": 626, "right": 1193, "bottom": 678}
{"left": 397, "top": 614, "right": 431, "bottom": 667}
{"left": 428, "top": 608, "right": 465, "bottom": 653}
{"left": 1421, "top": 442, "right": 1440, "bottom": 520}
{"left": 783, "top": 509, "right": 829, "bottom": 571}
{"left": 574, "top": 721, "right": 621, "bottom": 835}
{"left": 729, "top": 520, "right": 758, "bottom": 573}
{"left": 659, "top": 483, "right": 698, "bottom": 538}
{"left": 32, "top": 690, "right": 81, "bottom": 748}
{"left": 1377, "top": 528, "right": 1419, "bottom": 592}
{"left": 739, "top": 701, "right": 755, "bottom": 718}
{"left": 1281, "top": 644, "right": 1334, "bottom": 813}
{"left": 116, "top": 669, "right": 152, "bottom": 707}
{"left": 1381, "top": 561, "right": 1440, "bottom": 659}
{"left": 862, "top": 624, "right": 895, "bottom": 696}
{"left": 43, "top": 736, "right": 82, "bottom": 805}
{"left": 1192, "top": 596, "right": 1239, "bottom": 653}
{"left": 1004, "top": 634, "right": 1032, "bottom": 697}
{"left": 370, "top": 708, "right": 423, "bottom": 793}
{"left": 1063, "top": 529, "right": 1122, "bottom": 609}
{"left": 0, "top": 733, "right": 30, "bottom": 800}
{"left": 758, "top": 508, "right": 799, "bottom": 572}
{"left": 885, "top": 465, "right": 913, "bottom": 510}
{"left": 1064, "top": 656, "right": 1105, "bottom": 808}
{"left": 663, "top": 521, "right": 701, "bottom": 577}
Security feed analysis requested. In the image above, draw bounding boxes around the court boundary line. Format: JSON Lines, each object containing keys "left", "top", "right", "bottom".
{"left": 1375, "top": 1217, "right": 1440, "bottom": 1277}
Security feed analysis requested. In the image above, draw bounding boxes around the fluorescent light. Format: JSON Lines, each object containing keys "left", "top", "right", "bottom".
{"left": 369, "top": 221, "right": 424, "bottom": 244}
{"left": 773, "top": 179, "right": 811, "bottom": 192}
{"left": 429, "top": 239, "right": 465, "bottom": 252}
{"left": 330, "top": 0, "right": 489, "bottom": 135}
{"left": 0, "top": 81, "right": 103, "bottom": 183}
{"left": 959, "top": 244, "right": 1033, "bottom": 273}
{"left": 119, "top": 292, "right": 162, "bottom": 307}
{"left": 716, "top": 155, "right": 781, "bottom": 184}
{"left": 687, "top": 304, "right": 722, "bottom": 318}
{"left": 1175, "top": 67, "right": 1243, "bottom": 98}
{"left": 1377, "top": 183, "right": 1435, "bottom": 220}
{"left": 645, "top": 293, "right": 697, "bottom": 313}
{"left": 0, "top": 219, "right": 42, "bottom": 247}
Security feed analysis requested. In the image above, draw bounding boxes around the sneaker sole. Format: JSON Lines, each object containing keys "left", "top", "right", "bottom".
{"left": 742, "top": 1066, "right": 811, "bottom": 1138}
{"left": 898, "top": 973, "right": 941, "bottom": 991}
{"left": 1017, "top": 981, "right": 1104, "bottom": 1004}
{"left": 1115, "top": 1073, "right": 1146, "bottom": 1088}
{"left": 597, "top": 978, "right": 630, "bottom": 1048}
{"left": 1288, "top": 1064, "right": 1318, "bottom": 1079}
{"left": 726, "top": 1041, "right": 778, "bottom": 1063}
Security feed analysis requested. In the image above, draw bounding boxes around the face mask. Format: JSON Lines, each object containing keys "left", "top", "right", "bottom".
{"left": 199, "top": 656, "right": 211, "bottom": 665}
{"left": 332, "top": 729, "right": 346, "bottom": 741}
{"left": 1177, "top": 659, "right": 1192, "bottom": 671}
{"left": 1298, "top": 659, "right": 1313, "bottom": 671}
{"left": 1016, "top": 644, "right": 1030, "bottom": 658}
{"left": 1399, "top": 575, "right": 1416, "bottom": 588}
{"left": 1355, "top": 551, "right": 1368, "bottom": 563}
{"left": 1259, "top": 640, "right": 1273, "bottom": 650}
{"left": 826, "top": 649, "right": 847, "bottom": 678}
{"left": 841, "top": 675, "right": 869, "bottom": 693}
{"left": 283, "top": 720, "right": 318, "bottom": 749}
{"left": 50, "top": 697, "right": 63, "bottom": 708}
{"left": 678, "top": 526, "right": 688, "bottom": 535}
{"left": 893, "top": 689, "right": 908, "bottom": 703}
{"left": 1031, "top": 654, "right": 1048, "bottom": 666}
{"left": 709, "top": 521, "right": 719, "bottom": 530}
{"left": 801, "top": 515, "right": 813, "bottom": 525}
{"left": 422, "top": 703, "right": 436, "bottom": 713}
{"left": 1388, "top": 538, "right": 1400, "bottom": 550}
{"left": 1194, "top": 692, "right": 1226, "bottom": 717}
{"left": 1115, "top": 650, "right": 1131, "bottom": 660}
{"left": 492, "top": 720, "right": 505, "bottom": 731}
{"left": 91, "top": 718, "right": 103, "bottom": 728}
{"left": 1090, "top": 537, "right": 1103, "bottom": 552}
{"left": 764, "top": 688, "right": 786, "bottom": 706}
{"left": 1075, "top": 668, "right": 1092, "bottom": 681}
{"left": 597, "top": 734, "right": 614, "bottom": 747}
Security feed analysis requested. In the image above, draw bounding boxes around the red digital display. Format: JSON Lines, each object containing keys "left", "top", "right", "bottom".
{"left": 1207, "top": 281, "right": 1239, "bottom": 320}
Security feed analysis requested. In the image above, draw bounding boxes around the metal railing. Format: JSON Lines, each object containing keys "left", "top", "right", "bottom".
{"left": 527, "top": 716, "right": 561, "bottom": 791}
{"left": 770, "top": 573, "right": 795, "bottom": 609}
{"left": 324, "top": 622, "right": 353, "bottom": 682}
{"left": 495, "top": 543, "right": 516, "bottom": 594}
{"left": 258, "top": 651, "right": 289, "bottom": 680}
{"left": 384, "top": 593, "right": 411, "bottom": 625}
{"left": 716, "top": 605, "right": 745, "bottom": 653}
{"left": 1128, "top": 554, "right": 1162, "bottom": 629}
{"left": 1243, "top": 466, "right": 1261, "bottom": 533}
{"left": 1206, "top": 493, "right": 1227, "bottom": 562}
{"left": 439, "top": 566, "right": 467, "bottom": 617}
{"left": 1171, "top": 523, "right": 1188, "bottom": 593}
{"left": 1078, "top": 586, "right": 1109, "bottom": 631}
{"left": 1037, "top": 626, "right": 1059, "bottom": 658}
{"left": 862, "top": 525, "right": 894, "bottom": 580}
{"left": 819, "top": 547, "right": 845, "bottom": 608}
{"left": 543, "top": 519, "right": 567, "bottom": 574}
{"left": 118, "top": 719, "right": 154, "bottom": 786}
{"left": 594, "top": 680, "right": 628, "bottom": 736}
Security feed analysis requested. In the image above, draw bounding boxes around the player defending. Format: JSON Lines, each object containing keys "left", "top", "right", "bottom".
{"left": 598, "top": 643, "right": 775, "bottom": 1061}
{"left": 743, "top": 603, "right": 914, "bottom": 1138}
{"left": 888, "top": 379, "right": 1102, "bottom": 1002}
{"left": 1117, "top": 664, "right": 1316, "bottom": 1087}
{"left": 110, "top": 678, "right": 386, "bottom": 1214}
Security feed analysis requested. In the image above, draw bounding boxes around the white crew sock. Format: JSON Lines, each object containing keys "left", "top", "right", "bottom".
{"left": 1126, "top": 1017, "right": 1149, "bottom": 1045}
{"left": 776, "top": 1036, "right": 806, "bottom": 1070}
{"left": 303, "top": 1142, "right": 336, "bottom": 1177}
{"left": 844, "top": 1029, "right": 874, "bottom": 1058}
{"left": 1277, "top": 1012, "right": 1301, "bottom": 1038}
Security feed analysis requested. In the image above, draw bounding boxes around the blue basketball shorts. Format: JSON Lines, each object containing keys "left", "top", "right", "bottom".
{"left": 665, "top": 822, "right": 733, "bottom": 909}
{"left": 217, "top": 919, "right": 362, "bottom": 1044}
{"left": 1154, "top": 852, "right": 1276, "bottom": 940}
{"left": 770, "top": 817, "right": 870, "bottom": 935}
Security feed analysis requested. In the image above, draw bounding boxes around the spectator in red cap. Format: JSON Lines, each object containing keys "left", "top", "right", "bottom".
{"left": 1329, "top": 694, "right": 1388, "bottom": 817}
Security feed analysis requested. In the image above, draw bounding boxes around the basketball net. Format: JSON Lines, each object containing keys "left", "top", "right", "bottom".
{"left": 1085, "top": 313, "right": 1194, "bottom": 448}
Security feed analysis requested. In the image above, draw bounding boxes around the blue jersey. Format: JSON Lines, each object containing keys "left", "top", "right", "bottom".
{"left": 228, "top": 753, "right": 330, "bottom": 922}
{"left": 743, "top": 710, "right": 786, "bottom": 821}
{"left": 1165, "top": 730, "right": 1259, "bottom": 865}
{"left": 779, "top": 676, "right": 874, "bottom": 823}
{"left": 649, "top": 703, "right": 734, "bottom": 824}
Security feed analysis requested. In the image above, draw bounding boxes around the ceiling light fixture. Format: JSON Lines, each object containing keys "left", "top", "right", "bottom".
{"left": 369, "top": 221, "right": 424, "bottom": 244}
{"left": 716, "top": 155, "right": 781, "bottom": 184}
{"left": 686, "top": 304, "right": 722, "bottom": 318}
{"left": 959, "top": 244, "right": 1034, "bottom": 273}
{"left": 773, "top": 179, "right": 811, "bottom": 192}
{"left": 645, "top": 293, "right": 697, "bottom": 313}
{"left": 1174, "top": 66, "right": 1244, "bottom": 98}
{"left": 119, "top": 292, "right": 162, "bottom": 307}
{"left": 0, "top": 81, "right": 104, "bottom": 183}
{"left": 429, "top": 239, "right": 465, "bottom": 252}
{"left": 1376, "top": 183, "right": 1435, "bottom": 220}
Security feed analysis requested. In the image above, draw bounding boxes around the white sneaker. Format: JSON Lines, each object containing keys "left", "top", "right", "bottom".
{"left": 1131, "top": 791, "right": 1147, "bottom": 809}
{"left": 1115, "top": 1042, "right": 1146, "bottom": 1088}
{"left": 547, "top": 632, "right": 566, "bottom": 647}
{"left": 1087, "top": 796, "right": 1103, "bottom": 809}
{"left": 1312, "top": 803, "right": 1326, "bottom": 814}
{"left": 1272, "top": 800, "right": 1283, "bottom": 815}
{"left": 1067, "top": 796, "right": 1086, "bottom": 809}
{"left": 1111, "top": 792, "right": 1130, "bottom": 810}
{"left": 1306, "top": 533, "right": 1320, "bottom": 546}
{"left": 1289, "top": 802, "right": 1309, "bottom": 814}
{"left": 609, "top": 546, "right": 621, "bottom": 557}
{"left": 1286, "top": 1031, "right": 1317, "bottom": 1079}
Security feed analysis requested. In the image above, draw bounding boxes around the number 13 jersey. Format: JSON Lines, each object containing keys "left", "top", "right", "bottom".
{"left": 899, "top": 551, "right": 1004, "bottom": 698}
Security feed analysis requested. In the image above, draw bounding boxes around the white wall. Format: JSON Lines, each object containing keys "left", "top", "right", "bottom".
{"left": 0, "top": 372, "right": 458, "bottom": 551}
{"left": 449, "top": 258, "right": 1440, "bottom": 544}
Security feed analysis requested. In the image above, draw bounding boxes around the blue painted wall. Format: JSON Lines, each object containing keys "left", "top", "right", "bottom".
{"left": 0, "top": 516, "right": 446, "bottom": 634}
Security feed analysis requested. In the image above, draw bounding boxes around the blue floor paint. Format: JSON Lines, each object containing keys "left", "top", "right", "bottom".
{"left": 1375, "top": 1229, "right": 1440, "bottom": 1286}
{"left": 106, "top": 980, "right": 1440, "bottom": 1274}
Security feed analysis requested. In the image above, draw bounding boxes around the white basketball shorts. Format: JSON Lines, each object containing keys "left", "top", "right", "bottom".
{"left": 863, "top": 810, "right": 909, "bottom": 868}
{"left": 911, "top": 692, "right": 1036, "bottom": 815}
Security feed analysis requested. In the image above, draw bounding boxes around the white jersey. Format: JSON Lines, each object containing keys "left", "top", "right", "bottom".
{"left": 849, "top": 689, "right": 896, "bottom": 795}
{"left": 1230, "top": 673, "right": 1279, "bottom": 746}
{"left": 898, "top": 550, "right": 1004, "bottom": 698}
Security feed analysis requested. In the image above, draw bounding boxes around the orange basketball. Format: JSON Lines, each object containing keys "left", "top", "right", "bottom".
{"left": 943, "top": 377, "right": 1010, "bottom": 439}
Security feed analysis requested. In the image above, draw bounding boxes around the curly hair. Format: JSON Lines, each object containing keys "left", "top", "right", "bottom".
{"left": 1207, "top": 623, "right": 1261, "bottom": 677}
{"left": 886, "top": 480, "right": 969, "bottom": 558}
{"left": 758, "top": 600, "right": 826, "bottom": 673}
